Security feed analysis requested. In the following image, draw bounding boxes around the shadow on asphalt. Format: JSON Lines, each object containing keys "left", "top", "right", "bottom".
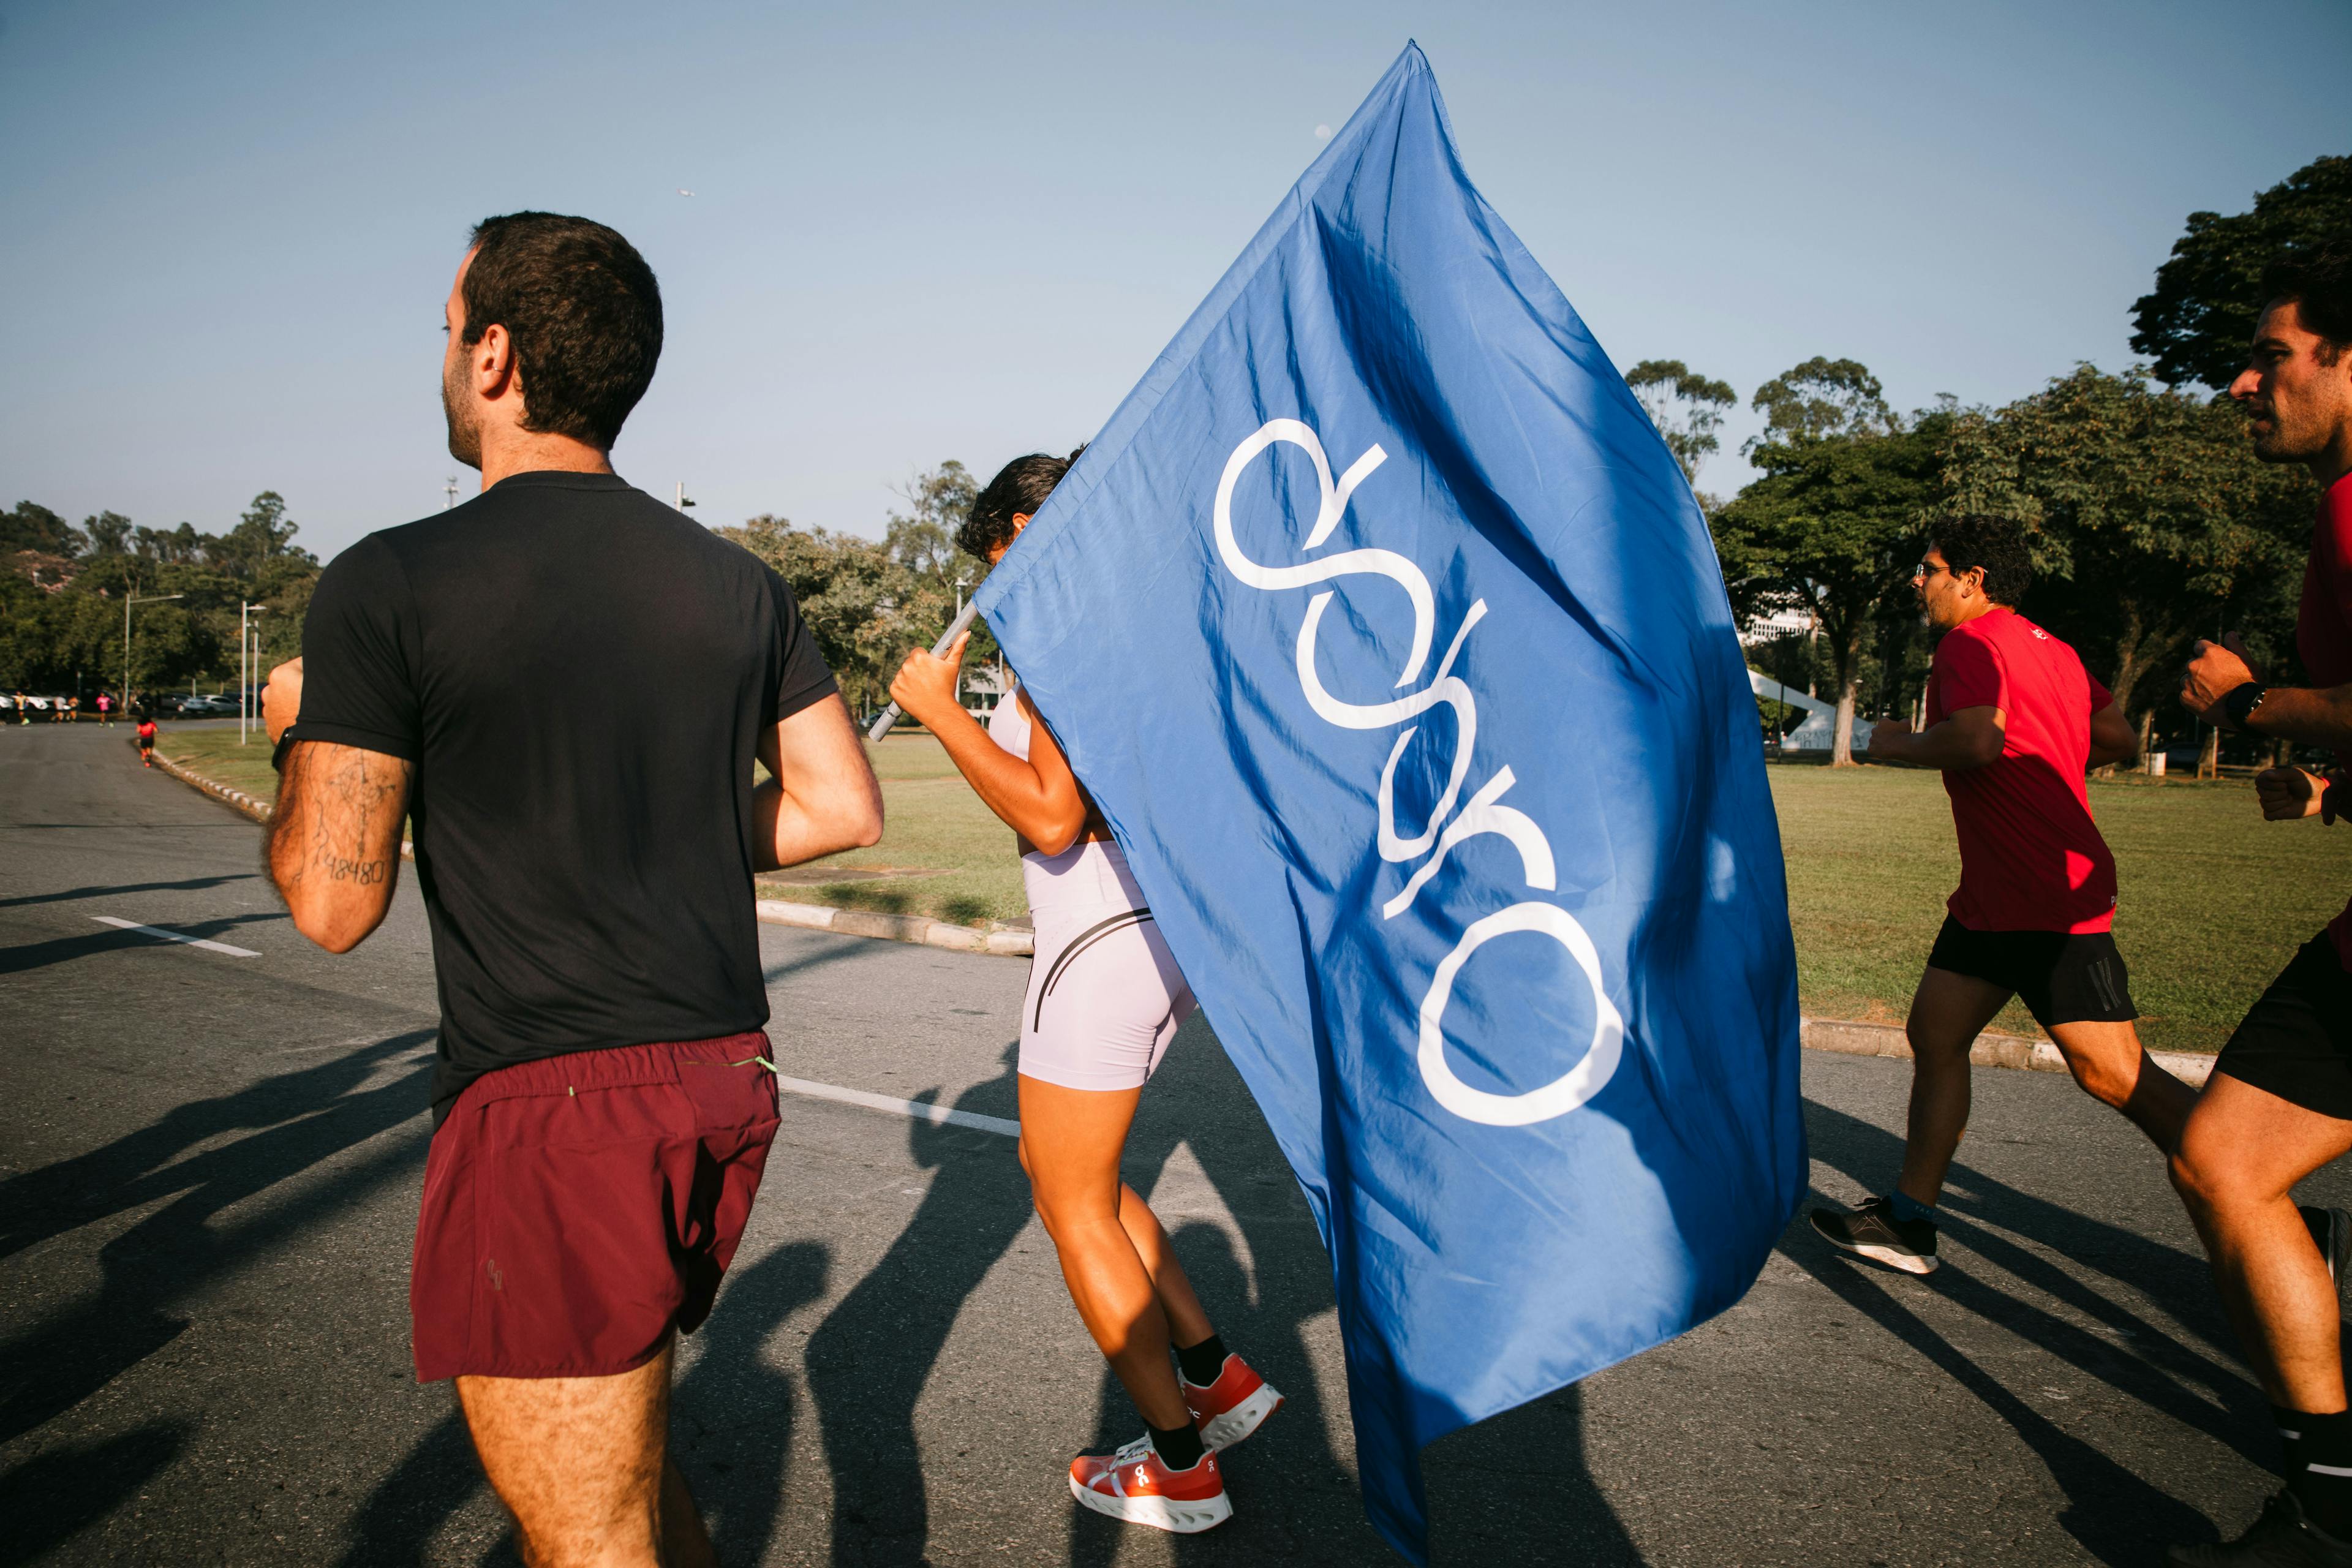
{"left": 1792, "top": 1095, "right": 2256, "bottom": 1564}
{"left": 0, "top": 1029, "right": 437, "bottom": 1560}
{"left": 25, "top": 960, "right": 2267, "bottom": 1566}
{"left": 0, "top": 910, "right": 288, "bottom": 976}
{"left": 727, "top": 1016, "right": 1648, "bottom": 1567}
{"left": 0, "top": 872, "right": 261, "bottom": 910}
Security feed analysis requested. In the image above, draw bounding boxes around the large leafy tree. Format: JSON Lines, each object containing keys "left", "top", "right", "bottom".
{"left": 2130, "top": 156, "right": 2352, "bottom": 391}
{"left": 1941, "top": 364, "right": 2315, "bottom": 717}
{"left": 1714, "top": 358, "right": 1943, "bottom": 764}
{"left": 2, "top": 501, "right": 83, "bottom": 559}
{"left": 1626, "top": 360, "right": 1735, "bottom": 492}
{"left": 883, "top": 459, "right": 1001, "bottom": 668}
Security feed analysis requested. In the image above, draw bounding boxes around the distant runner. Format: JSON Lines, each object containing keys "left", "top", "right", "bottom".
{"left": 135, "top": 713, "right": 156, "bottom": 767}
{"left": 889, "top": 451, "right": 1281, "bottom": 1536}
{"left": 1809, "top": 514, "right": 2195, "bottom": 1275}
{"left": 95, "top": 692, "right": 112, "bottom": 726}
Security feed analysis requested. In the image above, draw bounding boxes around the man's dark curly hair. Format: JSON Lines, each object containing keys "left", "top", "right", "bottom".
{"left": 2262, "top": 241, "right": 2352, "bottom": 365}
{"left": 1928, "top": 514, "right": 2033, "bottom": 606}
{"left": 462, "top": 212, "right": 663, "bottom": 450}
{"left": 959, "top": 447, "right": 1086, "bottom": 560}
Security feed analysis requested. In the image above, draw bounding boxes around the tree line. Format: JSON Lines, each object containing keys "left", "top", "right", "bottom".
{"left": 1648, "top": 153, "right": 2349, "bottom": 766}
{"left": 9, "top": 156, "right": 2337, "bottom": 739}
{"left": 1, "top": 492, "right": 318, "bottom": 704}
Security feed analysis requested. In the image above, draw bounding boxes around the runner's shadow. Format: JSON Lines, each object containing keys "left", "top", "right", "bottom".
{"left": 0, "top": 871, "right": 258, "bottom": 908}
{"left": 0, "top": 910, "right": 287, "bottom": 975}
{"left": 1804, "top": 1095, "right": 2263, "bottom": 1449}
{"left": 0, "top": 1029, "right": 437, "bottom": 1554}
{"left": 1797, "top": 1093, "right": 2243, "bottom": 1561}
{"left": 1069, "top": 1017, "right": 1645, "bottom": 1565}
{"left": 804, "top": 1044, "right": 1030, "bottom": 1567}
{"left": 674, "top": 1240, "right": 832, "bottom": 1562}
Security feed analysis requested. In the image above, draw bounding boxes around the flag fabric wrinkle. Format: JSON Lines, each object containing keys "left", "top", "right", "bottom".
{"left": 976, "top": 43, "right": 1804, "bottom": 1560}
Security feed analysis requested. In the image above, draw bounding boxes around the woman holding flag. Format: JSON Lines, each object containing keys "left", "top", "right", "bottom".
{"left": 888, "top": 450, "right": 1281, "bottom": 1534}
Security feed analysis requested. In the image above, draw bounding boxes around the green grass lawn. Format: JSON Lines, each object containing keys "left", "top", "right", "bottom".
{"left": 1773, "top": 762, "right": 2352, "bottom": 1053}
{"left": 158, "top": 722, "right": 2351, "bottom": 1049}
{"left": 154, "top": 722, "right": 281, "bottom": 798}
{"left": 757, "top": 733, "right": 1027, "bottom": 925}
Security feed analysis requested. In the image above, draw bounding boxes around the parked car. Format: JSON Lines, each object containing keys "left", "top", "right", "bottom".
{"left": 176, "top": 693, "right": 244, "bottom": 718}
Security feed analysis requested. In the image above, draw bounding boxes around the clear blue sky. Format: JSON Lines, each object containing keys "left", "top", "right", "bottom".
{"left": 4, "top": 0, "right": 2345, "bottom": 562}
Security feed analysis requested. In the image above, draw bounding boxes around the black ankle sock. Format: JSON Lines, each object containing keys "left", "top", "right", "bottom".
{"left": 1148, "top": 1419, "right": 1205, "bottom": 1472}
{"left": 1175, "top": 1332, "right": 1229, "bottom": 1387}
{"left": 2290, "top": 1409, "right": 2352, "bottom": 1538}
{"left": 2278, "top": 1405, "right": 2310, "bottom": 1476}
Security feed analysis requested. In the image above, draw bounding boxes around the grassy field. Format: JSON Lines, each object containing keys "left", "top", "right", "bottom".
{"left": 157, "top": 723, "right": 2352, "bottom": 1049}
{"left": 155, "top": 723, "right": 280, "bottom": 798}
{"left": 1776, "top": 763, "right": 2352, "bottom": 1052}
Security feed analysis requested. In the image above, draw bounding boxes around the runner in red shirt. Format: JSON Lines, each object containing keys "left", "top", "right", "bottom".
{"left": 1810, "top": 514, "right": 2195, "bottom": 1277}
{"left": 2171, "top": 243, "right": 2352, "bottom": 1567}
{"left": 135, "top": 713, "right": 157, "bottom": 767}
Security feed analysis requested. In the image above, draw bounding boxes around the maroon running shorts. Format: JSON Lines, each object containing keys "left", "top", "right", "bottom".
{"left": 410, "top": 1033, "right": 781, "bottom": 1382}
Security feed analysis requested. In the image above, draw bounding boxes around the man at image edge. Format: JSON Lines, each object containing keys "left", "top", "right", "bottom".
{"left": 261, "top": 212, "right": 883, "bottom": 1567}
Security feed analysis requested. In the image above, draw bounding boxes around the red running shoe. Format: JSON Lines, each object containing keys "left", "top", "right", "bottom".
{"left": 1183, "top": 1354, "right": 1284, "bottom": 1452}
{"left": 1067, "top": 1435, "right": 1231, "bottom": 1533}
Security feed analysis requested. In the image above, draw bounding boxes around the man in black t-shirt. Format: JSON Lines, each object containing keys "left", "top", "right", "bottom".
{"left": 261, "top": 212, "right": 881, "bottom": 1566}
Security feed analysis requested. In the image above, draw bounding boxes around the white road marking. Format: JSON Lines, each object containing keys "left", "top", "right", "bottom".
{"left": 91, "top": 915, "right": 259, "bottom": 957}
{"left": 773, "top": 1074, "right": 1018, "bottom": 1138}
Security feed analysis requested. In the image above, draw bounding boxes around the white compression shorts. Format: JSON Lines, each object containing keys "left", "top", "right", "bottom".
{"left": 1017, "top": 839, "right": 1197, "bottom": 1091}
{"left": 988, "top": 692, "right": 1197, "bottom": 1090}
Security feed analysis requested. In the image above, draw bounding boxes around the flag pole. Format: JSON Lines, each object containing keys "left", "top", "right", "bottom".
{"left": 866, "top": 598, "right": 981, "bottom": 742}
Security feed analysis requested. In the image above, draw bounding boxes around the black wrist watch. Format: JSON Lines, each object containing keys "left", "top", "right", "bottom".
{"left": 271, "top": 729, "right": 298, "bottom": 774}
{"left": 2220, "top": 681, "right": 2268, "bottom": 731}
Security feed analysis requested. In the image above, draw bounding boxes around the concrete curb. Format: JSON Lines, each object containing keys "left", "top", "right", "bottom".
{"left": 1802, "top": 1017, "right": 2215, "bottom": 1088}
{"left": 753, "top": 898, "right": 1035, "bottom": 957}
{"left": 152, "top": 751, "right": 273, "bottom": 824}
{"left": 149, "top": 749, "right": 2216, "bottom": 1080}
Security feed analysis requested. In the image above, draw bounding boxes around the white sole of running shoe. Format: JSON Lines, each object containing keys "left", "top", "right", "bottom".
{"left": 1198, "top": 1382, "right": 1285, "bottom": 1452}
{"left": 1067, "top": 1474, "right": 1232, "bottom": 1533}
{"left": 1835, "top": 1240, "right": 1938, "bottom": 1276}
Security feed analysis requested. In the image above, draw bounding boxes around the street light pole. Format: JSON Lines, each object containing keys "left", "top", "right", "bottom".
{"left": 239, "top": 602, "right": 266, "bottom": 744}
{"left": 124, "top": 592, "right": 185, "bottom": 717}
{"left": 444, "top": 477, "right": 461, "bottom": 510}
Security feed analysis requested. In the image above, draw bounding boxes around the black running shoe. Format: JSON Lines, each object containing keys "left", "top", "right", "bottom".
{"left": 2169, "top": 1490, "right": 2352, "bottom": 1566}
{"left": 1809, "top": 1196, "right": 1939, "bottom": 1275}
{"left": 2302, "top": 1206, "right": 2351, "bottom": 1295}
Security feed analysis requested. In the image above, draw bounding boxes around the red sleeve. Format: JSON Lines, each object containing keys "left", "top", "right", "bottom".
{"left": 1933, "top": 626, "right": 2007, "bottom": 713}
{"left": 2326, "top": 477, "right": 2352, "bottom": 627}
{"left": 2087, "top": 672, "right": 2114, "bottom": 712}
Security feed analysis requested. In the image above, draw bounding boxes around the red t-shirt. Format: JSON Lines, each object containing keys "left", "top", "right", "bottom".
{"left": 2302, "top": 473, "right": 2352, "bottom": 968}
{"left": 1926, "top": 606, "right": 2117, "bottom": 933}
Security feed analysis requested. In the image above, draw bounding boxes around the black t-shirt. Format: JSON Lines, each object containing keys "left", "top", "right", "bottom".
{"left": 294, "top": 471, "right": 837, "bottom": 1123}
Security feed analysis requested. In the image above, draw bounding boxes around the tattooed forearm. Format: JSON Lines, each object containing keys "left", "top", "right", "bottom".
{"left": 265, "top": 739, "right": 414, "bottom": 951}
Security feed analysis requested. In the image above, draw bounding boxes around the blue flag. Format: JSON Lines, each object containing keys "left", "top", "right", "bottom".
{"left": 975, "top": 43, "right": 1804, "bottom": 1560}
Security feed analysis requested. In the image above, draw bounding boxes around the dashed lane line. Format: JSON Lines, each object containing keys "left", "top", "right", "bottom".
{"left": 90, "top": 915, "right": 260, "bottom": 957}
{"left": 773, "top": 1074, "right": 1019, "bottom": 1138}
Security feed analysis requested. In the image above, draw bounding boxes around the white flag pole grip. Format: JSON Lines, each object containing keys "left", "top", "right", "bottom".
{"left": 867, "top": 598, "right": 982, "bottom": 742}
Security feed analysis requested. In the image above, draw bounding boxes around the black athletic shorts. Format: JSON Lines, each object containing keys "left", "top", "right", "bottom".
{"left": 1924, "top": 914, "right": 2137, "bottom": 1028}
{"left": 2212, "top": 934, "right": 2352, "bottom": 1120}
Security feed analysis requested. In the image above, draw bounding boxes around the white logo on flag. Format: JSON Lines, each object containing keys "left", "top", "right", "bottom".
{"left": 1213, "top": 418, "right": 1623, "bottom": 1127}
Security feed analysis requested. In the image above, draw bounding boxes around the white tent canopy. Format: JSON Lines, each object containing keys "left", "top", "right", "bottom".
{"left": 1749, "top": 668, "right": 1873, "bottom": 753}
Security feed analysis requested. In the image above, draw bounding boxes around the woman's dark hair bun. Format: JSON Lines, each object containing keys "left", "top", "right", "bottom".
{"left": 960, "top": 448, "right": 1082, "bottom": 560}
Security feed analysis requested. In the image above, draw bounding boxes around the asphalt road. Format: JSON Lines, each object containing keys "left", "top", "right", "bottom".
{"left": 4, "top": 718, "right": 2345, "bottom": 1567}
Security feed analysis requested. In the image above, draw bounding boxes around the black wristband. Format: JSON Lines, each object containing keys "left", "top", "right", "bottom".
{"left": 2221, "top": 681, "right": 2267, "bottom": 731}
{"left": 271, "top": 729, "right": 297, "bottom": 774}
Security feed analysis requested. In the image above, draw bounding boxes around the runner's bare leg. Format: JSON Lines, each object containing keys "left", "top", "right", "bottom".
{"left": 1895, "top": 966, "right": 2012, "bottom": 1207}
{"left": 457, "top": 1336, "right": 714, "bottom": 1568}
{"left": 2173, "top": 1074, "right": 2352, "bottom": 1411}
